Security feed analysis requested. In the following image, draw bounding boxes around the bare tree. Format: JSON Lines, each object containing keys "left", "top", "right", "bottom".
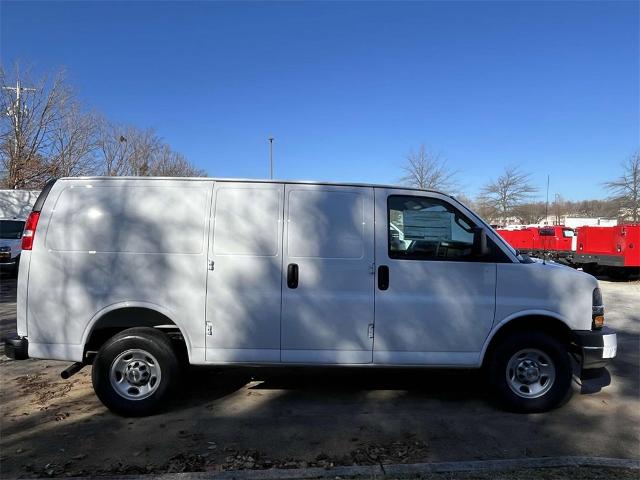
{"left": 512, "top": 202, "right": 547, "bottom": 225}
{"left": 453, "top": 192, "right": 474, "bottom": 208}
{"left": 95, "top": 119, "right": 205, "bottom": 177}
{"left": 400, "top": 145, "right": 458, "bottom": 191}
{"left": 148, "top": 144, "right": 206, "bottom": 177}
{"left": 564, "top": 198, "right": 618, "bottom": 219}
{"left": 474, "top": 202, "right": 499, "bottom": 224}
{"left": 2, "top": 64, "right": 206, "bottom": 186}
{"left": 1, "top": 66, "right": 72, "bottom": 188}
{"left": 95, "top": 122, "right": 160, "bottom": 176}
{"left": 604, "top": 151, "right": 640, "bottom": 222}
{"left": 478, "top": 166, "right": 538, "bottom": 222}
{"left": 49, "top": 105, "right": 99, "bottom": 178}
{"left": 95, "top": 118, "right": 133, "bottom": 176}
{"left": 552, "top": 194, "right": 566, "bottom": 225}
{"left": 127, "top": 127, "right": 160, "bottom": 176}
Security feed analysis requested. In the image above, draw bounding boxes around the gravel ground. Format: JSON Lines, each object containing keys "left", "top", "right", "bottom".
{"left": 0, "top": 273, "right": 638, "bottom": 478}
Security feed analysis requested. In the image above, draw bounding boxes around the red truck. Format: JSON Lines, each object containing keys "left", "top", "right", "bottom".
{"left": 496, "top": 226, "right": 575, "bottom": 259}
{"left": 497, "top": 224, "right": 640, "bottom": 279}
{"left": 572, "top": 225, "right": 640, "bottom": 279}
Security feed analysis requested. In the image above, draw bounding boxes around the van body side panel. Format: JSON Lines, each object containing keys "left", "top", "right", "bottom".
{"left": 27, "top": 179, "right": 213, "bottom": 362}
{"left": 372, "top": 188, "right": 497, "bottom": 365}
{"left": 281, "top": 185, "right": 375, "bottom": 364}
{"left": 205, "top": 182, "right": 284, "bottom": 363}
{"left": 16, "top": 250, "right": 31, "bottom": 337}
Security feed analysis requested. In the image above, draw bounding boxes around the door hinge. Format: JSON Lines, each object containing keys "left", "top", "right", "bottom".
{"left": 208, "top": 259, "right": 215, "bottom": 271}
{"left": 206, "top": 322, "right": 213, "bottom": 336}
{"left": 369, "top": 262, "right": 376, "bottom": 274}
{"left": 368, "top": 323, "right": 375, "bottom": 339}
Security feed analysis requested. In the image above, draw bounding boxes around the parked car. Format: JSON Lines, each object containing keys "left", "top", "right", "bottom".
{"left": 5, "top": 177, "right": 616, "bottom": 416}
{"left": 0, "top": 218, "right": 26, "bottom": 276}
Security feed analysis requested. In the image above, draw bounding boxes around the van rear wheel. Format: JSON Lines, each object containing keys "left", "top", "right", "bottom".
{"left": 92, "top": 327, "right": 179, "bottom": 416}
{"left": 489, "top": 331, "right": 572, "bottom": 413}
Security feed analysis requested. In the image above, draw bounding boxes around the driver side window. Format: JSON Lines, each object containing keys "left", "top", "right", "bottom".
{"left": 388, "top": 195, "right": 475, "bottom": 261}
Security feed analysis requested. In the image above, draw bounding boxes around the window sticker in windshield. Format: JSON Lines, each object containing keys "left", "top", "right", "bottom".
{"left": 402, "top": 210, "right": 451, "bottom": 241}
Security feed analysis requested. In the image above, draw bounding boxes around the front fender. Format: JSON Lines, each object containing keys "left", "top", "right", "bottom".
{"left": 479, "top": 310, "right": 572, "bottom": 365}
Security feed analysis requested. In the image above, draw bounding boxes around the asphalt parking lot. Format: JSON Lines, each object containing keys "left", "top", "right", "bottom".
{"left": 0, "top": 273, "right": 638, "bottom": 478}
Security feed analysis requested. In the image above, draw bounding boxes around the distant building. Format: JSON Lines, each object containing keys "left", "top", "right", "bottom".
{"left": 563, "top": 217, "right": 617, "bottom": 228}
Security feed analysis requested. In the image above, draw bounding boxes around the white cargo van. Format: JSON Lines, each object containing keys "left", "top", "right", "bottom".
{"left": 5, "top": 177, "right": 616, "bottom": 415}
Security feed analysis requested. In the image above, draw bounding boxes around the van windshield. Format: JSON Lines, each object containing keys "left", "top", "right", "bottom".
{"left": 0, "top": 220, "right": 25, "bottom": 239}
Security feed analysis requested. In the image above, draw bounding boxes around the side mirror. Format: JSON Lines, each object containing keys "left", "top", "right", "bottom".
{"left": 472, "top": 227, "right": 489, "bottom": 257}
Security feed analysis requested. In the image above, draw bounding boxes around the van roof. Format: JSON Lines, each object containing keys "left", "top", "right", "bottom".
{"left": 60, "top": 176, "right": 450, "bottom": 196}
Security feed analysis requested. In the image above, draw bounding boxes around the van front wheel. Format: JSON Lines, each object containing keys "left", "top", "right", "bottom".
{"left": 489, "top": 332, "right": 572, "bottom": 413}
{"left": 92, "top": 327, "right": 179, "bottom": 416}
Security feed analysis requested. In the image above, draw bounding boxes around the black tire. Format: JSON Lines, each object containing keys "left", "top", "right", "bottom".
{"left": 607, "top": 267, "right": 631, "bottom": 281}
{"left": 92, "top": 327, "right": 179, "bottom": 416}
{"left": 488, "top": 331, "right": 572, "bottom": 413}
{"left": 580, "top": 264, "right": 598, "bottom": 276}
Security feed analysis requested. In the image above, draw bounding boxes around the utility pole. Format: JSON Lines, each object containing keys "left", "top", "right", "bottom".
{"left": 3, "top": 79, "right": 36, "bottom": 187}
{"left": 268, "top": 137, "right": 274, "bottom": 179}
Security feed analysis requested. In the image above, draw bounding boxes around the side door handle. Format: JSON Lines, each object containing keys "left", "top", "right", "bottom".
{"left": 287, "top": 263, "right": 299, "bottom": 289}
{"left": 378, "top": 265, "right": 389, "bottom": 290}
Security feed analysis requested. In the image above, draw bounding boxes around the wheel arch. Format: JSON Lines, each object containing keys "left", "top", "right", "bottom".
{"left": 82, "top": 302, "right": 191, "bottom": 362}
{"left": 480, "top": 311, "right": 573, "bottom": 367}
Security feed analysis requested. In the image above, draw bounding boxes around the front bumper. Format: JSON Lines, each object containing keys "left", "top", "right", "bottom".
{"left": 571, "top": 326, "right": 617, "bottom": 370}
{"left": 3, "top": 332, "right": 28, "bottom": 360}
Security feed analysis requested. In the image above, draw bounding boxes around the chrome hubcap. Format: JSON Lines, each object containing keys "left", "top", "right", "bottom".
{"left": 110, "top": 349, "right": 161, "bottom": 400}
{"left": 506, "top": 349, "right": 555, "bottom": 399}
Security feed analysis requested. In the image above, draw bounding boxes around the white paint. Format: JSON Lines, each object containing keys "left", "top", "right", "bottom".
{"left": 205, "top": 183, "right": 284, "bottom": 362}
{"left": 18, "top": 177, "right": 616, "bottom": 370}
{"left": 281, "top": 185, "right": 375, "bottom": 364}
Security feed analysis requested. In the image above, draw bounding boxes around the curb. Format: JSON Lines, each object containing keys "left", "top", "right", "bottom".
{"left": 20, "top": 456, "right": 640, "bottom": 480}
{"left": 381, "top": 456, "right": 639, "bottom": 477}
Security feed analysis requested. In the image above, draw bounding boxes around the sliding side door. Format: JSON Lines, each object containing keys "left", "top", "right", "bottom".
{"left": 280, "top": 184, "right": 375, "bottom": 364}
